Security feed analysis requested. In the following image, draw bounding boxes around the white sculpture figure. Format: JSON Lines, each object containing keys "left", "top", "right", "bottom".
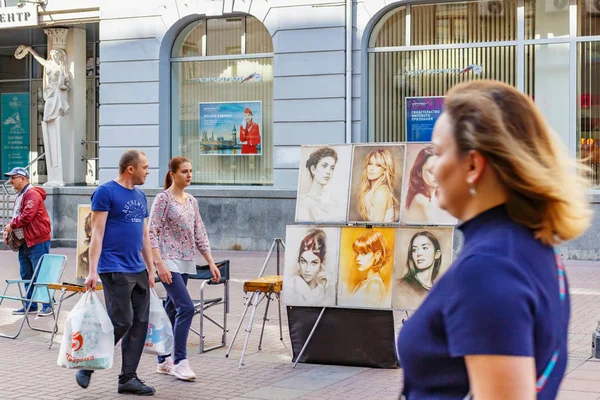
{"left": 15, "top": 29, "right": 71, "bottom": 187}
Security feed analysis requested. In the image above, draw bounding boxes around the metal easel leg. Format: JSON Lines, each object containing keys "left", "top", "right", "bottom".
{"left": 239, "top": 291, "right": 261, "bottom": 369}
{"left": 226, "top": 291, "right": 253, "bottom": 358}
{"left": 258, "top": 293, "right": 272, "bottom": 351}
{"left": 293, "top": 307, "right": 326, "bottom": 368}
{"left": 276, "top": 239, "right": 284, "bottom": 341}
{"left": 277, "top": 293, "right": 283, "bottom": 341}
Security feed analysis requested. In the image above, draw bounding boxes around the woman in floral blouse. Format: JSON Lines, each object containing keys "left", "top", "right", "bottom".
{"left": 149, "top": 156, "right": 221, "bottom": 381}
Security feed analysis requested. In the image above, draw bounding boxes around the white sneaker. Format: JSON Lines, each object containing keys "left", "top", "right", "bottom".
{"left": 156, "top": 357, "right": 174, "bottom": 375}
{"left": 171, "top": 359, "right": 196, "bottom": 381}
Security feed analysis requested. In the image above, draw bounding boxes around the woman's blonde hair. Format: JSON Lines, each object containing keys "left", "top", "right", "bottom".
{"left": 357, "top": 148, "right": 399, "bottom": 220}
{"left": 352, "top": 231, "right": 389, "bottom": 273}
{"left": 444, "top": 80, "right": 591, "bottom": 245}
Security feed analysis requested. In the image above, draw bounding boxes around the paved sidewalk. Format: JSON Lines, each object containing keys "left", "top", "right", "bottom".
{"left": 0, "top": 249, "right": 598, "bottom": 399}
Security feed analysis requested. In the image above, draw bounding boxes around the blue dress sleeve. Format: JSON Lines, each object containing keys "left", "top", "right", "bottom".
{"left": 91, "top": 185, "right": 111, "bottom": 212}
{"left": 443, "top": 254, "right": 537, "bottom": 358}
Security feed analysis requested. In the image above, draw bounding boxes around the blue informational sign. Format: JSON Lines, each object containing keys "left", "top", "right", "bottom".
{"left": 1, "top": 93, "right": 30, "bottom": 175}
{"left": 405, "top": 96, "right": 445, "bottom": 142}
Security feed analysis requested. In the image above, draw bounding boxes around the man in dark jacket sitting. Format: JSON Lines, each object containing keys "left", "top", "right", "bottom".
{"left": 2, "top": 167, "right": 52, "bottom": 316}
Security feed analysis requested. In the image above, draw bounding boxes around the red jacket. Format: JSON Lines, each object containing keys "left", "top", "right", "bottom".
{"left": 239, "top": 121, "right": 261, "bottom": 154}
{"left": 10, "top": 186, "right": 51, "bottom": 247}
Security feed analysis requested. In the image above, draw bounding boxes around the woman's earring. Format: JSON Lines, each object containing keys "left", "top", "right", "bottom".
{"left": 469, "top": 184, "right": 477, "bottom": 196}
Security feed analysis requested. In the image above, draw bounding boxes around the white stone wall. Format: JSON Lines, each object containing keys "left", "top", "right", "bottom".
{"left": 97, "top": 0, "right": 403, "bottom": 188}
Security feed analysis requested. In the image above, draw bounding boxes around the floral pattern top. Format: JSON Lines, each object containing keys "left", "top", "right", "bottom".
{"left": 149, "top": 190, "right": 211, "bottom": 260}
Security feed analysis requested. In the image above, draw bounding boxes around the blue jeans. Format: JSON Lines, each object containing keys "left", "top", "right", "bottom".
{"left": 157, "top": 273, "right": 194, "bottom": 364}
{"left": 18, "top": 240, "right": 51, "bottom": 309}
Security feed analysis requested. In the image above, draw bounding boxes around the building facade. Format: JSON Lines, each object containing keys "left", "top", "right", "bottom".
{"left": 1, "top": 0, "right": 599, "bottom": 259}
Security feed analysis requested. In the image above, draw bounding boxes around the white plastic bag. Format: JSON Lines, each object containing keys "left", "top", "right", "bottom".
{"left": 143, "top": 288, "right": 174, "bottom": 356}
{"left": 57, "top": 291, "right": 114, "bottom": 370}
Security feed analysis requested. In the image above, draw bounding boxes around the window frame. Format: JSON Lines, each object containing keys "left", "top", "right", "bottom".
{"left": 365, "top": 0, "right": 600, "bottom": 168}
{"left": 169, "top": 15, "right": 275, "bottom": 186}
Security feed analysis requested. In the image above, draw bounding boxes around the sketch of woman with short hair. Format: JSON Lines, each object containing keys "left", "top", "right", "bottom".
{"left": 357, "top": 148, "right": 400, "bottom": 223}
{"left": 339, "top": 230, "right": 391, "bottom": 308}
{"left": 284, "top": 228, "right": 334, "bottom": 306}
{"left": 297, "top": 147, "right": 344, "bottom": 222}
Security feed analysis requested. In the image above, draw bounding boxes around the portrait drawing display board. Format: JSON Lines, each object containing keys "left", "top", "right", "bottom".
{"left": 347, "top": 144, "right": 406, "bottom": 224}
{"left": 337, "top": 227, "right": 396, "bottom": 309}
{"left": 393, "top": 226, "right": 454, "bottom": 310}
{"left": 400, "top": 143, "right": 457, "bottom": 225}
{"left": 282, "top": 226, "right": 341, "bottom": 307}
{"left": 295, "top": 145, "right": 352, "bottom": 223}
{"left": 76, "top": 204, "right": 92, "bottom": 279}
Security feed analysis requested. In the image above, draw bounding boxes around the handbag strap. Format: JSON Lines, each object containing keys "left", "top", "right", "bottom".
{"left": 157, "top": 190, "right": 170, "bottom": 242}
{"left": 464, "top": 248, "right": 566, "bottom": 400}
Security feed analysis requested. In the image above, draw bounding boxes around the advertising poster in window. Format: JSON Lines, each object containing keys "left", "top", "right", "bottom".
{"left": 1, "top": 93, "right": 30, "bottom": 175}
{"left": 198, "top": 101, "right": 262, "bottom": 155}
{"left": 405, "top": 96, "right": 444, "bottom": 142}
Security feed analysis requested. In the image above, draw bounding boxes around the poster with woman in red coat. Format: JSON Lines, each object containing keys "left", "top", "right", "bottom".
{"left": 198, "top": 101, "right": 262, "bottom": 155}
{"left": 239, "top": 107, "right": 261, "bottom": 154}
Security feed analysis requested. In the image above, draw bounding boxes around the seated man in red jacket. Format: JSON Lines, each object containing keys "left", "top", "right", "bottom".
{"left": 239, "top": 107, "right": 261, "bottom": 154}
{"left": 2, "top": 167, "right": 52, "bottom": 316}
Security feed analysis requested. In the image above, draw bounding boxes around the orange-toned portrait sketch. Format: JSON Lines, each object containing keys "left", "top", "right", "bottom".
{"left": 337, "top": 227, "right": 395, "bottom": 308}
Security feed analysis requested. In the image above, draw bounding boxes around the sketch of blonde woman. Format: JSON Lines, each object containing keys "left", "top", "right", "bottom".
{"left": 286, "top": 229, "right": 331, "bottom": 306}
{"left": 347, "top": 231, "right": 390, "bottom": 307}
{"left": 297, "top": 147, "right": 343, "bottom": 222}
{"left": 357, "top": 149, "right": 399, "bottom": 223}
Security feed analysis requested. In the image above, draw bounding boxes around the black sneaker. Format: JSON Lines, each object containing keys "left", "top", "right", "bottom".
{"left": 118, "top": 375, "right": 155, "bottom": 396}
{"left": 76, "top": 369, "right": 93, "bottom": 389}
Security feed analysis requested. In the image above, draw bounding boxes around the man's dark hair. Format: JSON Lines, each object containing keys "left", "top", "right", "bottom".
{"left": 118, "top": 150, "right": 146, "bottom": 174}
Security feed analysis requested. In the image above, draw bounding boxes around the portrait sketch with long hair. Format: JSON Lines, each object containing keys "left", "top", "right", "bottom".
{"left": 76, "top": 204, "right": 92, "bottom": 279}
{"left": 337, "top": 227, "right": 395, "bottom": 309}
{"left": 348, "top": 144, "right": 405, "bottom": 224}
{"left": 393, "top": 227, "right": 454, "bottom": 310}
{"left": 400, "top": 143, "right": 457, "bottom": 225}
{"left": 295, "top": 145, "right": 352, "bottom": 223}
{"left": 282, "top": 226, "right": 341, "bottom": 307}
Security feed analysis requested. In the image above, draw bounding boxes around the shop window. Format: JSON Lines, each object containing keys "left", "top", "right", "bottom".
{"left": 410, "top": 0, "right": 517, "bottom": 45}
{"left": 369, "top": 47, "right": 516, "bottom": 142}
{"left": 578, "top": 0, "right": 600, "bottom": 36}
{"left": 524, "top": 0, "right": 569, "bottom": 39}
{"left": 577, "top": 41, "right": 600, "bottom": 186}
{"left": 171, "top": 16, "right": 274, "bottom": 185}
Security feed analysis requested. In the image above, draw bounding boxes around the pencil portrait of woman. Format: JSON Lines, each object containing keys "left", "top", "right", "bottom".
{"left": 296, "top": 145, "right": 352, "bottom": 223}
{"left": 283, "top": 226, "right": 340, "bottom": 306}
{"left": 348, "top": 145, "right": 405, "bottom": 224}
{"left": 401, "top": 143, "right": 457, "bottom": 225}
{"left": 393, "top": 227, "right": 454, "bottom": 310}
{"left": 337, "top": 227, "right": 395, "bottom": 309}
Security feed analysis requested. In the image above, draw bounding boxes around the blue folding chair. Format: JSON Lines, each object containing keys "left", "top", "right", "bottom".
{"left": 0, "top": 254, "right": 67, "bottom": 339}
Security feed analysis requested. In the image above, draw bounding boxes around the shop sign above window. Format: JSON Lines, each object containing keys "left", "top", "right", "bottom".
{"left": 405, "top": 64, "right": 483, "bottom": 76}
{"left": 0, "top": 3, "right": 38, "bottom": 29}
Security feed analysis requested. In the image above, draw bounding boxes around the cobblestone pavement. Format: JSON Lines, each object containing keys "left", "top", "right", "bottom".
{"left": 0, "top": 249, "right": 599, "bottom": 399}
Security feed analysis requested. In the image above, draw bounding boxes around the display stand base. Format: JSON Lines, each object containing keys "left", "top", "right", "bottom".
{"left": 287, "top": 306, "right": 398, "bottom": 369}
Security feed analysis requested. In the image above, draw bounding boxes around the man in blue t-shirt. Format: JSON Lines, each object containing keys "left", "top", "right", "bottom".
{"left": 75, "top": 150, "right": 156, "bottom": 396}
